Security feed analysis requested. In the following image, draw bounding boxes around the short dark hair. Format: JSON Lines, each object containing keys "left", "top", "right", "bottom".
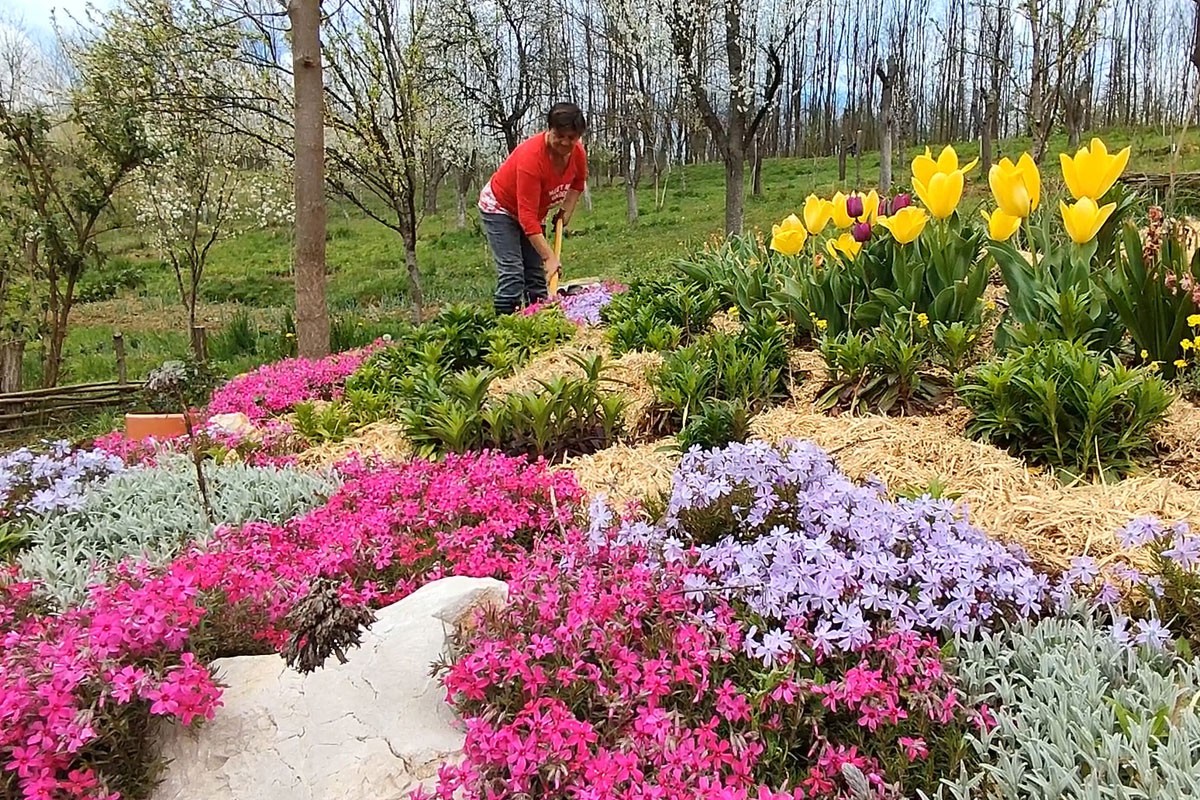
{"left": 547, "top": 102, "right": 587, "bottom": 134}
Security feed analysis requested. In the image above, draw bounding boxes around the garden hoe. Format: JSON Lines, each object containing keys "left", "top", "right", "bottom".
{"left": 547, "top": 217, "right": 593, "bottom": 297}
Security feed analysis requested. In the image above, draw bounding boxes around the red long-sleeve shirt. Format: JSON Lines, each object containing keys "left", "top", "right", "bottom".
{"left": 478, "top": 134, "right": 588, "bottom": 236}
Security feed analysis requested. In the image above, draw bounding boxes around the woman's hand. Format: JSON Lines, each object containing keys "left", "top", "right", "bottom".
{"left": 543, "top": 253, "right": 562, "bottom": 278}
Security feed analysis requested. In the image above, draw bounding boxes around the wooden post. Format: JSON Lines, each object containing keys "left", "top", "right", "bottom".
{"left": 0, "top": 340, "right": 24, "bottom": 394}
{"left": 113, "top": 332, "right": 127, "bottom": 384}
{"left": 855, "top": 128, "right": 864, "bottom": 188}
{"left": 837, "top": 135, "right": 848, "bottom": 183}
{"left": 191, "top": 325, "right": 208, "bottom": 362}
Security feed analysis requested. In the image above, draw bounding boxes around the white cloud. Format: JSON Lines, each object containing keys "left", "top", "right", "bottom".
{"left": 0, "top": 0, "right": 113, "bottom": 39}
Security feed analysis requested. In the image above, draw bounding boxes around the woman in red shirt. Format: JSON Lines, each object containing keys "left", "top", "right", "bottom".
{"left": 479, "top": 103, "right": 588, "bottom": 314}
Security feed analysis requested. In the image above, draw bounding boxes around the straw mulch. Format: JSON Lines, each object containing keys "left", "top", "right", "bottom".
{"left": 488, "top": 332, "right": 663, "bottom": 432}
{"left": 560, "top": 439, "right": 680, "bottom": 514}
{"left": 749, "top": 404, "right": 1200, "bottom": 573}
{"left": 1152, "top": 398, "right": 1200, "bottom": 489}
{"left": 294, "top": 421, "right": 412, "bottom": 469}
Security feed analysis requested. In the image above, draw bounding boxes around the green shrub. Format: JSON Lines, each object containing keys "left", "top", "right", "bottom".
{"left": 649, "top": 312, "right": 789, "bottom": 435}
{"left": 601, "top": 277, "right": 721, "bottom": 355}
{"left": 75, "top": 257, "right": 145, "bottom": 303}
{"left": 922, "top": 611, "right": 1200, "bottom": 800}
{"left": 816, "top": 309, "right": 951, "bottom": 415}
{"left": 957, "top": 339, "right": 1173, "bottom": 480}
{"left": 209, "top": 308, "right": 261, "bottom": 361}
{"left": 401, "top": 354, "right": 627, "bottom": 461}
{"left": 17, "top": 457, "right": 336, "bottom": 605}
{"left": 674, "top": 399, "right": 754, "bottom": 451}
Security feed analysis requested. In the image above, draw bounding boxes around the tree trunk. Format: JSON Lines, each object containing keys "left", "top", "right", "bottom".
{"left": 1192, "top": 0, "right": 1200, "bottom": 77}
{"left": 751, "top": 136, "right": 764, "bottom": 197}
{"left": 288, "top": 0, "right": 330, "bottom": 358}
{"left": 402, "top": 232, "right": 423, "bottom": 323}
{"left": 876, "top": 56, "right": 896, "bottom": 192}
{"left": 981, "top": 90, "right": 997, "bottom": 173}
{"left": 724, "top": 145, "right": 746, "bottom": 236}
{"left": 0, "top": 340, "right": 24, "bottom": 394}
{"left": 423, "top": 168, "right": 443, "bottom": 216}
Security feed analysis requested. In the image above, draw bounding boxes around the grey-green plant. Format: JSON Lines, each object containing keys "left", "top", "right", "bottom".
{"left": 17, "top": 456, "right": 336, "bottom": 605}
{"left": 919, "top": 610, "right": 1200, "bottom": 800}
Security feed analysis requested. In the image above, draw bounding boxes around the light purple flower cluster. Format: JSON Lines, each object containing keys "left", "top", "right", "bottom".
{"left": 637, "top": 439, "right": 1052, "bottom": 657}
{"left": 0, "top": 441, "right": 125, "bottom": 520}
{"left": 559, "top": 282, "right": 625, "bottom": 325}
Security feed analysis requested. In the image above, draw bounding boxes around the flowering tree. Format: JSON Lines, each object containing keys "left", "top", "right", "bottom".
{"left": 662, "top": 0, "right": 800, "bottom": 235}
{"left": 0, "top": 27, "right": 152, "bottom": 387}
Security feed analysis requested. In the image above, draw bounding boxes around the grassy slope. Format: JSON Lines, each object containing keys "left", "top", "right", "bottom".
{"left": 36, "top": 127, "right": 1200, "bottom": 390}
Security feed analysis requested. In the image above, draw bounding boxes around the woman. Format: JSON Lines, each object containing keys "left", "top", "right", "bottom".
{"left": 478, "top": 102, "right": 588, "bottom": 314}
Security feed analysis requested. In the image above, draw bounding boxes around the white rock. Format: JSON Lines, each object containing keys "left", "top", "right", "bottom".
{"left": 151, "top": 576, "right": 508, "bottom": 800}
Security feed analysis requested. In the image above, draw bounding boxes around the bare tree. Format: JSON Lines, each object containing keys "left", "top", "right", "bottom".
{"left": 876, "top": 54, "right": 897, "bottom": 191}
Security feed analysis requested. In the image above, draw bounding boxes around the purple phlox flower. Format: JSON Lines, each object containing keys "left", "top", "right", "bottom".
{"left": 1117, "top": 516, "right": 1165, "bottom": 548}
{"left": 1162, "top": 532, "right": 1200, "bottom": 571}
{"left": 1133, "top": 618, "right": 1173, "bottom": 651}
{"left": 1065, "top": 555, "right": 1101, "bottom": 587}
{"left": 1092, "top": 581, "right": 1122, "bottom": 607}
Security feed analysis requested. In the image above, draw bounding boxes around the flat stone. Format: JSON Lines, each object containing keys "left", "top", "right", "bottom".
{"left": 151, "top": 576, "right": 508, "bottom": 800}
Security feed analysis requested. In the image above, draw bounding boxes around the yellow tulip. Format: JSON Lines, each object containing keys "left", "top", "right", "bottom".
{"left": 803, "top": 195, "right": 834, "bottom": 235}
{"left": 979, "top": 207, "right": 1022, "bottom": 241}
{"left": 770, "top": 214, "right": 808, "bottom": 256}
{"left": 1190, "top": 314, "right": 1200, "bottom": 328}
{"left": 830, "top": 192, "right": 853, "bottom": 229}
{"left": 1059, "top": 196, "right": 1117, "bottom": 245}
{"left": 860, "top": 190, "right": 881, "bottom": 224}
{"left": 825, "top": 232, "right": 862, "bottom": 261}
{"left": 988, "top": 154, "right": 1041, "bottom": 218}
{"left": 1175, "top": 359, "right": 1188, "bottom": 370}
{"left": 913, "top": 171, "right": 965, "bottom": 220}
{"left": 879, "top": 206, "right": 929, "bottom": 244}
{"left": 912, "top": 144, "right": 979, "bottom": 188}
{"left": 1059, "top": 138, "right": 1131, "bottom": 201}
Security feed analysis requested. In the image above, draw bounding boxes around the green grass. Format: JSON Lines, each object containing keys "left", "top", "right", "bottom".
{"left": 23, "top": 126, "right": 1200, "bottom": 397}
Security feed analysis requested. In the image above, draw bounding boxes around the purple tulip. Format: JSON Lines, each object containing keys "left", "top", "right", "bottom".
{"left": 846, "top": 194, "right": 864, "bottom": 219}
{"left": 851, "top": 221, "right": 872, "bottom": 243}
{"left": 891, "top": 192, "right": 912, "bottom": 212}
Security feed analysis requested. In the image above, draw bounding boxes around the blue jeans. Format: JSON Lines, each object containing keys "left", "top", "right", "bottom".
{"left": 482, "top": 211, "right": 549, "bottom": 314}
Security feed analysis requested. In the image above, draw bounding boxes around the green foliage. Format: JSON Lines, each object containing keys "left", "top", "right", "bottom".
{"left": 988, "top": 231, "right": 1123, "bottom": 353}
{"left": 856, "top": 216, "right": 989, "bottom": 331}
{"left": 923, "top": 611, "right": 1200, "bottom": 800}
{"left": 1097, "top": 216, "right": 1200, "bottom": 379}
{"left": 75, "top": 256, "right": 146, "bottom": 303}
{"left": 209, "top": 308, "right": 261, "bottom": 360}
{"left": 601, "top": 277, "right": 721, "bottom": 355}
{"left": 816, "top": 310, "right": 951, "bottom": 415}
{"left": 958, "top": 339, "right": 1173, "bottom": 480}
{"left": 649, "top": 312, "right": 789, "bottom": 435}
{"left": 401, "top": 353, "right": 627, "bottom": 462}
{"left": 16, "top": 457, "right": 336, "bottom": 605}
{"left": 674, "top": 399, "right": 754, "bottom": 452}
{"left": 673, "top": 235, "right": 777, "bottom": 318}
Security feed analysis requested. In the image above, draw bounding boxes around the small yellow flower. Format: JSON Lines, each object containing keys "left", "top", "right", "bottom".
{"left": 815, "top": 318, "right": 829, "bottom": 331}
{"left": 727, "top": 306, "right": 740, "bottom": 318}
{"left": 286, "top": 332, "right": 295, "bottom": 339}
{"left": 802, "top": 194, "right": 834, "bottom": 236}
{"left": 770, "top": 213, "right": 808, "bottom": 256}
{"left": 1175, "top": 359, "right": 1188, "bottom": 369}
{"left": 917, "top": 313, "right": 930, "bottom": 327}
{"left": 984, "top": 299, "right": 997, "bottom": 311}
{"left": 879, "top": 206, "right": 929, "bottom": 244}
{"left": 1189, "top": 314, "right": 1200, "bottom": 328}
{"left": 988, "top": 153, "right": 1041, "bottom": 218}
{"left": 825, "top": 232, "right": 863, "bottom": 262}
{"left": 1141, "top": 349, "right": 1149, "bottom": 360}
{"left": 979, "top": 207, "right": 1022, "bottom": 242}
{"left": 1182, "top": 339, "right": 1193, "bottom": 351}
{"left": 1060, "top": 196, "right": 1118, "bottom": 245}
{"left": 1059, "top": 138, "right": 1131, "bottom": 201}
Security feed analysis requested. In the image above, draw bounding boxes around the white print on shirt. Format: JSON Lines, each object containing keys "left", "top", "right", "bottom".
{"left": 477, "top": 180, "right": 574, "bottom": 218}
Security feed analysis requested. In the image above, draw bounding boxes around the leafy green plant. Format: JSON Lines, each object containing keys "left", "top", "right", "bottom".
{"left": 210, "top": 308, "right": 261, "bottom": 360}
{"left": 988, "top": 223, "right": 1124, "bottom": 353}
{"left": 401, "top": 354, "right": 627, "bottom": 462}
{"left": 922, "top": 610, "right": 1200, "bottom": 800}
{"left": 856, "top": 214, "right": 989, "bottom": 331}
{"left": 957, "top": 339, "right": 1174, "bottom": 480}
{"left": 648, "top": 312, "right": 789, "bottom": 434}
{"left": 816, "top": 309, "right": 951, "bottom": 415}
{"left": 1097, "top": 212, "right": 1200, "bottom": 379}
{"left": 673, "top": 233, "right": 776, "bottom": 316}
{"left": 16, "top": 456, "right": 336, "bottom": 605}
{"left": 674, "top": 399, "right": 754, "bottom": 452}
{"left": 600, "top": 278, "right": 721, "bottom": 354}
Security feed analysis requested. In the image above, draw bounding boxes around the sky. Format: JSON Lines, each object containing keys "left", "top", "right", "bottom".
{"left": 0, "top": 0, "right": 110, "bottom": 41}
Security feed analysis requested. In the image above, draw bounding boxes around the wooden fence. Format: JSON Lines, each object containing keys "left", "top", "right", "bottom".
{"left": 0, "top": 327, "right": 207, "bottom": 433}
